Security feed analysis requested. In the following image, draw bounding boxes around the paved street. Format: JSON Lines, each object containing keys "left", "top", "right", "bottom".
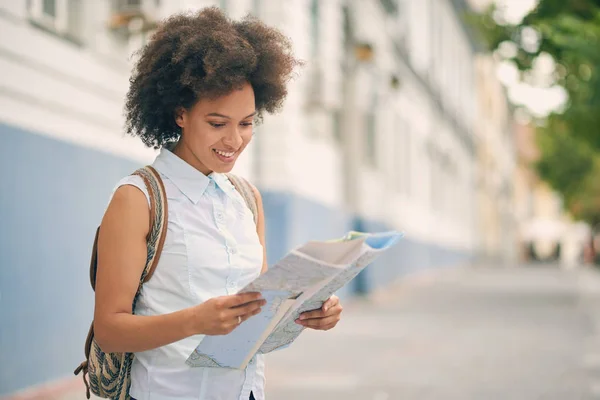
{"left": 24, "top": 264, "right": 600, "bottom": 400}
{"left": 264, "top": 265, "right": 600, "bottom": 400}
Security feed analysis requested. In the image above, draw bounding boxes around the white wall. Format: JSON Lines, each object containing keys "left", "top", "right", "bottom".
{"left": 384, "top": 0, "right": 478, "bottom": 251}
{"left": 1, "top": 0, "right": 490, "bottom": 254}
{"left": 252, "top": 0, "right": 346, "bottom": 208}
{"left": 475, "top": 55, "right": 517, "bottom": 260}
{"left": 0, "top": 1, "right": 155, "bottom": 163}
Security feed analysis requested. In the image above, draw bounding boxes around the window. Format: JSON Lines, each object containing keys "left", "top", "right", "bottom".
{"left": 28, "top": 0, "right": 82, "bottom": 42}
{"left": 342, "top": 5, "right": 351, "bottom": 49}
{"left": 394, "top": 118, "right": 411, "bottom": 195}
{"left": 127, "top": 26, "right": 157, "bottom": 58}
{"left": 43, "top": 0, "right": 56, "bottom": 17}
{"left": 310, "top": 0, "right": 319, "bottom": 58}
{"left": 252, "top": 0, "right": 261, "bottom": 16}
{"left": 427, "top": 142, "right": 440, "bottom": 210}
{"left": 333, "top": 109, "right": 343, "bottom": 143}
{"left": 219, "top": 0, "right": 228, "bottom": 12}
{"left": 403, "top": 124, "right": 411, "bottom": 195}
{"left": 379, "top": 0, "right": 398, "bottom": 15}
{"left": 365, "top": 112, "right": 377, "bottom": 167}
{"left": 394, "top": 121, "right": 403, "bottom": 192}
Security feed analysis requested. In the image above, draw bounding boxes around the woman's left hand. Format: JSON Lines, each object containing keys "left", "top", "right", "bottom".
{"left": 296, "top": 295, "right": 343, "bottom": 331}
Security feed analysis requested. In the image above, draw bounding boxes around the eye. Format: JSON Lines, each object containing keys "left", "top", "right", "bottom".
{"left": 241, "top": 121, "right": 254, "bottom": 127}
{"left": 209, "top": 122, "right": 226, "bottom": 128}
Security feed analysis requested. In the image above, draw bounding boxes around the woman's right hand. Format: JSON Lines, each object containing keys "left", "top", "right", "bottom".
{"left": 190, "top": 292, "right": 266, "bottom": 336}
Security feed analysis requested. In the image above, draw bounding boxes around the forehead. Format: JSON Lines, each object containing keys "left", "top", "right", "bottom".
{"left": 194, "top": 83, "right": 255, "bottom": 117}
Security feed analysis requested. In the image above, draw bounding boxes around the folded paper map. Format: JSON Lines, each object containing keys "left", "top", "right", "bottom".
{"left": 186, "top": 230, "right": 403, "bottom": 369}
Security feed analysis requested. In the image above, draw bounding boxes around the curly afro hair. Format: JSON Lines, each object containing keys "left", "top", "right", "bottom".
{"left": 125, "top": 7, "right": 302, "bottom": 149}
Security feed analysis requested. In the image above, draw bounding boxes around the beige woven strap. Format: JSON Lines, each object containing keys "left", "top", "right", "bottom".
{"left": 132, "top": 166, "right": 169, "bottom": 284}
{"left": 76, "top": 165, "right": 169, "bottom": 400}
{"left": 226, "top": 174, "right": 258, "bottom": 225}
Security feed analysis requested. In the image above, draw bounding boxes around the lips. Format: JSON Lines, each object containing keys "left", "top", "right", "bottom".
{"left": 213, "top": 148, "right": 237, "bottom": 163}
{"left": 214, "top": 149, "right": 236, "bottom": 157}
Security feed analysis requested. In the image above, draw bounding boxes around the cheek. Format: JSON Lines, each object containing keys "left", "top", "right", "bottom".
{"left": 186, "top": 122, "right": 215, "bottom": 148}
{"left": 242, "top": 130, "right": 254, "bottom": 147}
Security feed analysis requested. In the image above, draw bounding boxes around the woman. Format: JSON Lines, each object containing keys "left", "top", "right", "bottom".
{"left": 94, "top": 7, "right": 343, "bottom": 400}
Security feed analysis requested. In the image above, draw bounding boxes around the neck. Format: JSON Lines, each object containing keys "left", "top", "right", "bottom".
{"left": 171, "top": 140, "right": 212, "bottom": 176}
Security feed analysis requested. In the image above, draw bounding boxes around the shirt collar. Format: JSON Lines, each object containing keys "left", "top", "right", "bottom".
{"left": 152, "top": 148, "right": 209, "bottom": 204}
{"left": 211, "top": 172, "right": 237, "bottom": 198}
{"left": 152, "top": 147, "right": 236, "bottom": 204}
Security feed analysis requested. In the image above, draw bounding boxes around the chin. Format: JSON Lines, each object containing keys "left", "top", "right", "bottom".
{"left": 210, "top": 150, "right": 240, "bottom": 174}
{"left": 211, "top": 163, "right": 236, "bottom": 174}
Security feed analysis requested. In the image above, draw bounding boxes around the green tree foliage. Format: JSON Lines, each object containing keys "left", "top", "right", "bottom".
{"left": 536, "top": 118, "right": 594, "bottom": 205}
{"left": 471, "top": 0, "right": 600, "bottom": 224}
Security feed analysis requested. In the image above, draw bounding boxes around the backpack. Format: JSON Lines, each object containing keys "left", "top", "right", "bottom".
{"left": 74, "top": 165, "right": 258, "bottom": 400}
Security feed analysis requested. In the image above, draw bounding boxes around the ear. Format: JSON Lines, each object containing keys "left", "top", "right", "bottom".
{"left": 175, "top": 107, "right": 186, "bottom": 129}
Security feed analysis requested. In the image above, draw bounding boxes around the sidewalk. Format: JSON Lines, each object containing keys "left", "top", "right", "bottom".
{"left": 1, "top": 268, "right": 447, "bottom": 400}
{"left": 6, "top": 264, "right": 600, "bottom": 400}
{"left": 265, "top": 264, "right": 600, "bottom": 399}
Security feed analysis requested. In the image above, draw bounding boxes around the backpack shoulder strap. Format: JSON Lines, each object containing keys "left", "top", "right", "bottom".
{"left": 132, "top": 165, "right": 169, "bottom": 284}
{"left": 88, "top": 166, "right": 168, "bottom": 291}
{"left": 75, "top": 166, "right": 169, "bottom": 396}
{"left": 225, "top": 173, "right": 258, "bottom": 225}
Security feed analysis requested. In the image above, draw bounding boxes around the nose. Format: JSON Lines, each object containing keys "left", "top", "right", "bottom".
{"left": 222, "top": 125, "right": 244, "bottom": 149}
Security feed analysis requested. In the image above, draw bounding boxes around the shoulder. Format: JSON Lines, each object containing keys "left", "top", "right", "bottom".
{"left": 225, "top": 174, "right": 262, "bottom": 206}
{"left": 248, "top": 182, "right": 263, "bottom": 207}
{"left": 107, "top": 178, "right": 151, "bottom": 223}
{"left": 101, "top": 175, "right": 153, "bottom": 235}
{"left": 110, "top": 175, "right": 151, "bottom": 208}
{"left": 100, "top": 181, "right": 151, "bottom": 242}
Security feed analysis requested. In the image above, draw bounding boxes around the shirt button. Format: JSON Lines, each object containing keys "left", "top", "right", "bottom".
{"left": 229, "top": 247, "right": 237, "bottom": 255}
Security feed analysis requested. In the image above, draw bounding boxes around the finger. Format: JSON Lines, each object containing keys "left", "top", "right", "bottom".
{"left": 238, "top": 306, "right": 263, "bottom": 324}
{"left": 322, "top": 296, "right": 339, "bottom": 312}
{"left": 229, "top": 305, "right": 264, "bottom": 332}
{"left": 230, "top": 299, "right": 265, "bottom": 318}
{"left": 298, "top": 308, "right": 326, "bottom": 320}
{"left": 324, "top": 303, "right": 343, "bottom": 317}
{"left": 302, "top": 304, "right": 342, "bottom": 320}
{"left": 297, "top": 315, "right": 339, "bottom": 329}
{"left": 231, "top": 298, "right": 266, "bottom": 310}
{"left": 227, "top": 292, "right": 263, "bottom": 307}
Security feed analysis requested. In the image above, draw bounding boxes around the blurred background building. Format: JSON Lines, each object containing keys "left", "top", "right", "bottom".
{"left": 0, "top": 0, "right": 588, "bottom": 397}
{"left": 474, "top": 53, "right": 516, "bottom": 265}
{"left": 513, "top": 123, "right": 589, "bottom": 267}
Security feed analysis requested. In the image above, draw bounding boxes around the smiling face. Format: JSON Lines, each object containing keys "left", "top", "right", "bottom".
{"left": 173, "top": 82, "right": 256, "bottom": 175}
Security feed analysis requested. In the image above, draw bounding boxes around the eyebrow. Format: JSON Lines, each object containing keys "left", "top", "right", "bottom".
{"left": 205, "top": 111, "right": 257, "bottom": 120}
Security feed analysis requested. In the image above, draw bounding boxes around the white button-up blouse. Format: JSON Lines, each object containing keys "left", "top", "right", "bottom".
{"left": 110, "top": 148, "right": 265, "bottom": 400}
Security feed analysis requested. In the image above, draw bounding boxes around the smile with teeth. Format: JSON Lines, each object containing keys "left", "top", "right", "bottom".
{"left": 213, "top": 149, "right": 236, "bottom": 158}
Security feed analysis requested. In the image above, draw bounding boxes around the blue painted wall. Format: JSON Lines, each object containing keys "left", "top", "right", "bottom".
{"left": 260, "top": 191, "right": 356, "bottom": 298}
{"left": 355, "top": 219, "right": 471, "bottom": 294}
{"left": 260, "top": 202, "right": 471, "bottom": 298}
{"left": 260, "top": 191, "right": 354, "bottom": 265}
{"left": 0, "top": 124, "right": 140, "bottom": 395}
{"left": 0, "top": 123, "right": 470, "bottom": 396}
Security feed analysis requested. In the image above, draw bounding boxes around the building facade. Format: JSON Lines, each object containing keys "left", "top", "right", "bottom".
{"left": 0, "top": 0, "right": 482, "bottom": 396}
{"left": 234, "top": 0, "right": 480, "bottom": 294}
{"left": 474, "top": 54, "right": 517, "bottom": 264}
{"left": 513, "top": 123, "right": 589, "bottom": 266}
